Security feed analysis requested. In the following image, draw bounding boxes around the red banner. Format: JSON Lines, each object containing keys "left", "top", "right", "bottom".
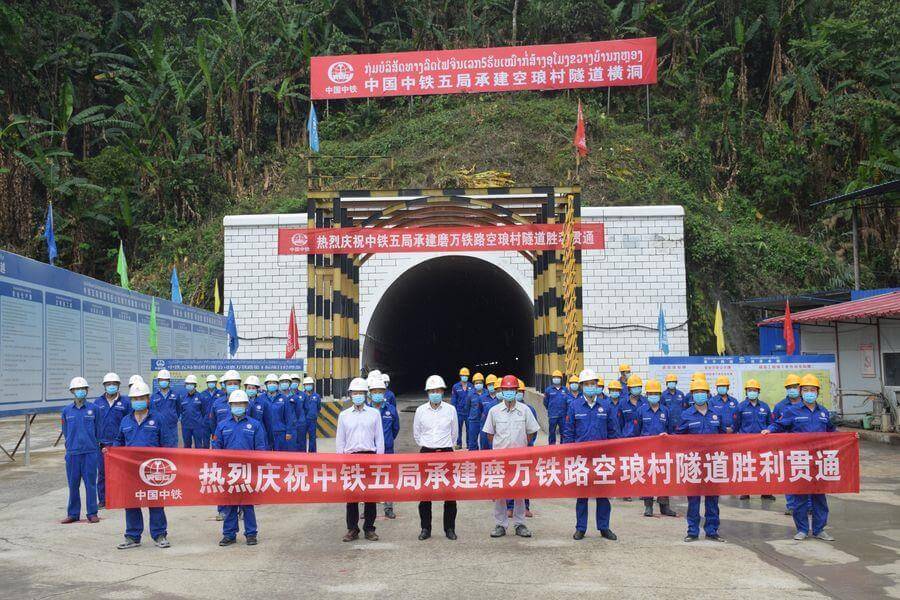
{"left": 105, "top": 433, "right": 858, "bottom": 509}
{"left": 277, "top": 224, "right": 604, "bottom": 255}
{"left": 311, "top": 38, "right": 657, "bottom": 100}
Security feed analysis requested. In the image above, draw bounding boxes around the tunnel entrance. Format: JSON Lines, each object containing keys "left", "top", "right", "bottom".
{"left": 361, "top": 256, "right": 534, "bottom": 395}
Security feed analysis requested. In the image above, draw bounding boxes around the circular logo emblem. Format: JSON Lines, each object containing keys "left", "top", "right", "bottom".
{"left": 327, "top": 61, "right": 354, "bottom": 84}
{"left": 139, "top": 458, "right": 177, "bottom": 487}
{"left": 291, "top": 233, "right": 308, "bottom": 247}
{"left": 87, "top": 409, "right": 93, "bottom": 416}
{"left": 156, "top": 360, "right": 165, "bottom": 368}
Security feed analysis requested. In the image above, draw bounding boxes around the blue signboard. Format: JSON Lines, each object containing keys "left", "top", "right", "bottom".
{"left": 150, "top": 359, "right": 305, "bottom": 395}
{"left": 0, "top": 250, "right": 228, "bottom": 416}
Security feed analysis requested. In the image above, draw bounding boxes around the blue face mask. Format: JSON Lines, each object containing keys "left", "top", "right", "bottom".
{"left": 516, "top": 391, "right": 524, "bottom": 402}
{"left": 802, "top": 391, "right": 818, "bottom": 403}
{"left": 352, "top": 394, "right": 366, "bottom": 406}
{"left": 487, "top": 384, "right": 495, "bottom": 393}
{"left": 159, "top": 380, "right": 169, "bottom": 389}
{"left": 474, "top": 383, "right": 484, "bottom": 391}
{"left": 267, "top": 383, "right": 278, "bottom": 393}
{"left": 747, "top": 390, "right": 760, "bottom": 400}
{"left": 371, "top": 392, "right": 385, "bottom": 404}
{"left": 552, "top": 377, "right": 561, "bottom": 386}
{"left": 693, "top": 392, "right": 708, "bottom": 405}
{"left": 131, "top": 399, "right": 148, "bottom": 411}
{"left": 231, "top": 405, "right": 246, "bottom": 416}
{"left": 460, "top": 376, "right": 468, "bottom": 382}
{"left": 630, "top": 387, "right": 642, "bottom": 396}
{"left": 609, "top": 390, "right": 620, "bottom": 399}
{"left": 105, "top": 384, "right": 119, "bottom": 395}
{"left": 428, "top": 392, "right": 443, "bottom": 404}
{"left": 584, "top": 385, "right": 598, "bottom": 397}
{"left": 291, "top": 382, "right": 300, "bottom": 390}
{"left": 786, "top": 387, "right": 800, "bottom": 399}
{"left": 246, "top": 387, "right": 258, "bottom": 398}
{"left": 667, "top": 381, "right": 676, "bottom": 390}
{"left": 279, "top": 382, "right": 290, "bottom": 392}
{"left": 647, "top": 394, "right": 660, "bottom": 405}
{"left": 500, "top": 389, "right": 516, "bottom": 402}
{"left": 207, "top": 382, "right": 216, "bottom": 390}
{"left": 717, "top": 386, "right": 728, "bottom": 395}
{"left": 226, "top": 384, "right": 239, "bottom": 394}
{"left": 304, "top": 384, "right": 313, "bottom": 392}
{"left": 186, "top": 384, "right": 196, "bottom": 392}
{"left": 569, "top": 383, "right": 579, "bottom": 392}
{"left": 74, "top": 389, "right": 88, "bottom": 400}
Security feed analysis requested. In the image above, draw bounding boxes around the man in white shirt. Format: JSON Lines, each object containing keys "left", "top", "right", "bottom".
{"left": 336, "top": 377, "right": 384, "bottom": 542}
{"left": 483, "top": 374, "right": 540, "bottom": 539}
{"left": 413, "top": 375, "right": 459, "bottom": 541}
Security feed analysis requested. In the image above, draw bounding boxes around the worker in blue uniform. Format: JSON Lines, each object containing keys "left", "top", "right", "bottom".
{"left": 676, "top": 378, "right": 726, "bottom": 542}
{"left": 466, "top": 373, "right": 486, "bottom": 450}
{"left": 762, "top": 373, "right": 837, "bottom": 541}
{"left": 61, "top": 376, "right": 101, "bottom": 524}
{"left": 543, "top": 369, "right": 568, "bottom": 444}
{"left": 94, "top": 372, "right": 131, "bottom": 509}
{"left": 565, "top": 375, "right": 581, "bottom": 408}
{"left": 607, "top": 379, "right": 624, "bottom": 428}
{"left": 733, "top": 379, "right": 776, "bottom": 501}
{"left": 681, "top": 372, "right": 708, "bottom": 409}
{"left": 508, "top": 379, "right": 536, "bottom": 518}
{"left": 382, "top": 373, "right": 397, "bottom": 406}
{"left": 617, "top": 363, "right": 632, "bottom": 397}
{"left": 370, "top": 373, "right": 400, "bottom": 518}
{"left": 661, "top": 374, "right": 685, "bottom": 425}
{"left": 637, "top": 379, "right": 678, "bottom": 517}
{"left": 301, "top": 376, "right": 322, "bottom": 452}
{"left": 257, "top": 373, "right": 284, "bottom": 448}
{"left": 451, "top": 367, "right": 471, "bottom": 448}
{"left": 712, "top": 376, "right": 739, "bottom": 432}
{"left": 773, "top": 373, "right": 805, "bottom": 515}
{"left": 268, "top": 374, "right": 297, "bottom": 451}
{"left": 290, "top": 373, "right": 302, "bottom": 395}
{"left": 244, "top": 375, "right": 271, "bottom": 450}
{"left": 479, "top": 375, "right": 501, "bottom": 450}
{"left": 564, "top": 368, "right": 619, "bottom": 541}
{"left": 150, "top": 369, "right": 180, "bottom": 434}
{"left": 177, "top": 374, "right": 208, "bottom": 449}
{"left": 619, "top": 374, "right": 645, "bottom": 438}
{"left": 111, "top": 381, "right": 175, "bottom": 549}
{"left": 213, "top": 390, "right": 267, "bottom": 546}
{"left": 209, "top": 370, "right": 244, "bottom": 521}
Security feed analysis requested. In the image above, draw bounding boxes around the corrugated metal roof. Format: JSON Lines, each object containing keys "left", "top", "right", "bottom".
{"left": 759, "top": 291, "right": 900, "bottom": 325}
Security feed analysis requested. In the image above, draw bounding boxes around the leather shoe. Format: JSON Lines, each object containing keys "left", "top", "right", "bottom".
{"left": 684, "top": 535, "right": 698, "bottom": 542}
{"left": 87, "top": 515, "right": 100, "bottom": 523}
{"left": 705, "top": 534, "right": 726, "bottom": 542}
{"left": 60, "top": 516, "right": 79, "bottom": 524}
{"left": 218, "top": 537, "right": 236, "bottom": 546}
{"left": 573, "top": 530, "right": 585, "bottom": 540}
{"left": 600, "top": 529, "right": 617, "bottom": 541}
{"left": 364, "top": 530, "right": 379, "bottom": 541}
{"left": 342, "top": 530, "right": 359, "bottom": 542}
{"left": 445, "top": 529, "right": 457, "bottom": 540}
{"left": 660, "top": 504, "right": 678, "bottom": 517}
{"left": 418, "top": 529, "right": 431, "bottom": 540}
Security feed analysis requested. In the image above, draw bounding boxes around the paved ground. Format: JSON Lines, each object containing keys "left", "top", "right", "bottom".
{"left": 1, "top": 399, "right": 898, "bottom": 600}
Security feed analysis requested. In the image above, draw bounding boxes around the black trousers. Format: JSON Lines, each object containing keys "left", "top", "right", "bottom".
{"left": 346, "top": 451, "right": 377, "bottom": 533}
{"left": 418, "top": 447, "right": 457, "bottom": 531}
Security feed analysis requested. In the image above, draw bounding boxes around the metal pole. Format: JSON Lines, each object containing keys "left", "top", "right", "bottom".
{"left": 851, "top": 205, "right": 861, "bottom": 290}
{"left": 606, "top": 87, "right": 611, "bottom": 114}
{"left": 645, "top": 85, "right": 650, "bottom": 130}
{"left": 24, "top": 414, "right": 31, "bottom": 466}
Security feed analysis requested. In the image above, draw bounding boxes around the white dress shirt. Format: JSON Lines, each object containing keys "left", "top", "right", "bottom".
{"left": 482, "top": 401, "right": 540, "bottom": 449}
{"left": 335, "top": 405, "right": 384, "bottom": 454}
{"left": 413, "top": 401, "right": 458, "bottom": 449}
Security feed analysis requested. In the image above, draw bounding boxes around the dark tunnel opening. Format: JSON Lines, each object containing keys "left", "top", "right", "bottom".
{"left": 361, "top": 256, "right": 534, "bottom": 396}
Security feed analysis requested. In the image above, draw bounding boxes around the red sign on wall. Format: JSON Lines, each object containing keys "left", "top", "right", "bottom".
{"left": 311, "top": 38, "right": 657, "bottom": 100}
{"left": 277, "top": 223, "right": 605, "bottom": 255}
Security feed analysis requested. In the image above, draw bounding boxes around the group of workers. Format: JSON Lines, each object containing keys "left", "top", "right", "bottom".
{"left": 60, "top": 361, "right": 837, "bottom": 549}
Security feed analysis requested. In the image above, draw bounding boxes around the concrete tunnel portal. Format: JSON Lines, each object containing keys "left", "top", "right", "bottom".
{"left": 361, "top": 256, "right": 535, "bottom": 396}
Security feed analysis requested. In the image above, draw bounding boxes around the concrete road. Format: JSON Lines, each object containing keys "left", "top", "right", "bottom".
{"left": 0, "top": 398, "right": 897, "bottom": 600}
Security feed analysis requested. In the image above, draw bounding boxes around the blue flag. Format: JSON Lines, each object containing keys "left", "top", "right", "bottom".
{"left": 307, "top": 103, "right": 320, "bottom": 152}
{"left": 171, "top": 267, "right": 182, "bottom": 303}
{"left": 226, "top": 299, "right": 239, "bottom": 356}
{"left": 44, "top": 203, "right": 58, "bottom": 265}
{"left": 658, "top": 306, "right": 670, "bottom": 355}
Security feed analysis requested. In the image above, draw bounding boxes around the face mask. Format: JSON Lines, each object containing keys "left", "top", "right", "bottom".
{"left": 802, "top": 391, "right": 818, "bottom": 403}
{"left": 226, "top": 384, "right": 239, "bottom": 394}
{"left": 207, "top": 382, "right": 216, "bottom": 390}
{"left": 500, "top": 390, "right": 516, "bottom": 402}
{"left": 231, "top": 405, "right": 246, "bottom": 416}
{"left": 428, "top": 392, "right": 443, "bottom": 404}
{"left": 487, "top": 384, "right": 495, "bottom": 393}
{"left": 631, "top": 387, "right": 642, "bottom": 396}
{"left": 460, "top": 376, "right": 468, "bottom": 382}
{"left": 246, "top": 387, "right": 258, "bottom": 398}
{"left": 717, "top": 386, "right": 728, "bottom": 395}
{"left": 648, "top": 394, "right": 660, "bottom": 405}
{"left": 667, "top": 382, "right": 676, "bottom": 390}
{"left": 159, "top": 380, "right": 170, "bottom": 389}
{"left": 291, "top": 382, "right": 300, "bottom": 390}
{"left": 267, "top": 384, "right": 278, "bottom": 393}
{"left": 569, "top": 383, "right": 579, "bottom": 392}
{"left": 693, "top": 392, "right": 708, "bottom": 405}
{"left": 552, "top": 377, "right": 561, "bottom": 386}
{"left": 304, "top": 384, "right": 313, "bottom": 392}
{"left": 185, "top": 384, "right": 196, "bottom": 392}
{"left": 74, "top": 389, "right": 88, "bottom": 400}
{"left": 105, "top": 385, "right": 119, "bottom": 395}
{"left": 609, "top": 391, "right": 620, "bottom": 399}
{"left": 747, "top": 390, "right": 759, "bottom": 400}
{"left": 474, "top": 383, "right": 484, "bottom": 391}
{"left": 786, "top": 388, "right": 800, "bottom": 399}
{"left": 131, "top": 399, "right": 148, "bottom": 411}
{"left": 584, "top": 385, "right": 597, "bottom": 397}
{"left": 371, "top": 392, "right": 385, "bottom": 404}
{"left": 352, "top": 394, "right": 366, "bottom": 406}
{"left": 279, "top": 382, "right": 290, "bottom": 392}
{"left": 516, "top": 391, "right": 524, "bottom": 402}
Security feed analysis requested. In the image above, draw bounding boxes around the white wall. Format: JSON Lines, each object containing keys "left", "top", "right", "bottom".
{"left": 223, "top": 205, "right": 689, "bottom": 382}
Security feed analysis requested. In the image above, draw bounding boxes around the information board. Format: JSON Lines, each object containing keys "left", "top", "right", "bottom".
{"left": 0, "top": 251, "right": 227, "bottom": 416}
{"left": 648, "top": 355, "right": 837, "bottom": 410}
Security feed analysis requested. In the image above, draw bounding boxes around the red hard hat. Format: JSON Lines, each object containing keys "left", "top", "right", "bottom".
{"left": 499, "top": 375, "right": 519, "bottom": 389}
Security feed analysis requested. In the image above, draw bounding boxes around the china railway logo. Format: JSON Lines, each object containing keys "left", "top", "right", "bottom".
{"left": 291, "top": 233, "right": 308, "bottom": 248}
{"left": 139, "top": 458, "right": 178, "bottom": 487}
{"left": 327, "top": 61, "right": 354, "bottom": 84}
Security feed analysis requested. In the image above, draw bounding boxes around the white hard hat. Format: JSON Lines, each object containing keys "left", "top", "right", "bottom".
{"left": 130, "top": 381, "right": 151, "bottom": 397}
{"left": 102, "top": 372, "right": 120, "bottom": 384}
{"left": 158, "top": 369, "right": 171, "bottom": 379}
{"left": 425, "top": 374, "right": 446, "bottom": 391}
{"left": 279, "top": 373, "right": 292, "bottom": 381}
{"left": 228, "top": 389, "right": 250, "bottom": 404}
{"left": 218, "top": 375, "right": 225, "bottom": 383}
{"left": 303, "top": 376, "right": 314, "bottom": 385}
{"left": 128, "top": 374, "right": 145, "bottom": 386}
{"left": 184, "top": 374, "right": 198, "bottom": 384}
{"left": 68, "top": 376, "right": 89, "bottom": 391}
{"left": 223, "top": 369, "right": 241, "bottom": 382}
{"left": 382, "top": 373, "right": 390, "bottom": 384}
{"left": 244, "top": 375, "right": 261, "bottom": 387}
{"left": 578, "top": 368, "right": 598, "bottom": 383}
{"left": 206, "top": 374, "right": 218, "bottom": 383}
{"left": 367, "top": 373, "right": 385, "bottom": 390}
{"left": 349, "top": 377, "right": 369, "bottom": 393}
{"left": 264, "top": 373, "right": 279, "bottom": 383}
{"left": 290, "top": 373, "right": 301, "bottom": 380}
{"left": 368, "top": 369, "right": 382, "bottom": 378}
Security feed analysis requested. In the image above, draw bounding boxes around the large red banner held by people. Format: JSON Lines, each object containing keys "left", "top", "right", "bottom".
{"left": 105, "top": 433, "right": 858, "bottom": 509}
{"left": 311, "top": 38, "right": 657, "bottom": 100}
{"left": 277, "top": 223, "right": 605, "bottom": 255}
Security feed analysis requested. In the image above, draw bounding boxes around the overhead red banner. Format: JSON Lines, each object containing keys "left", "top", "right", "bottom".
{"left": 277, "top": 223, "right": 604, "bottom": 255}
{"left": 311, "top": 38, "right": 657, "bottom": 100}
{"left": 105, "top": 433, "right": 858, "bottom": 509}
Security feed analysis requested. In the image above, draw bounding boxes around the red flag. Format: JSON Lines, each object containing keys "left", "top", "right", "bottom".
{"left": 783, "top": 300, "right": 795, "bottom": 355}
{"left": 573, "top": 100, "right": 588, "bottom": 157}
{"left": 285, "top": 305, "right": 299, "bottom": 359}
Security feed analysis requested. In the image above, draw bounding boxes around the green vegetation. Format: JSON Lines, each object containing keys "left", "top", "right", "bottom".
{"left": 0, "top": 1, "right": 897, "bottom": 353}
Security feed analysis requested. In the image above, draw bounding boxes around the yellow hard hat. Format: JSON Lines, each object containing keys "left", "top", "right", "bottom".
{"left": 690, "top": 379, "right": 710, "bottom": 392}
{"left": 608, "top": 380, "right": 622, "bottom": 390}
{"left": 568, "top": 374, "right": 579, "bottom": 384}
{"left": 784, "top": 373, "right": 801, "bottom": 387}
{"left": 551, "top": 369, "right": 563, "bottom": 378}
{"left": 518, "top": 378, "right": 525, "bottom": 391}
{"left": 486, "top": 374, "right": 497, "bottom": 385}
{"left": 715, "top": 375, "right": 730, "bottom": 387}
{"left": 626, "top": 374, "right": 643, "bottom": 387}
{"left": 459, "top": 367, "right": 470, "bottom": 376}
{"left": 692, "top": 371, "right": 707, "bottom": 381}
{"left": 744, "top": 379, "right": 761, "bottom": 390}
{"left": 597, "top": 376, "right": 605, "bottom": 387}
{"left": 665, "top": 373, "right": 678, "bottom": 383}
{"left": 472, "top": 372, "right": 485, "bottom": 382}
{"left": 800, "top": 373, "right": 820, "bottom": 388}
{"left": 645, "top": 379, "right": 662, "bottom": 394}
{"left": 619, "top": 363, "right": 631, "bottom": 373}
